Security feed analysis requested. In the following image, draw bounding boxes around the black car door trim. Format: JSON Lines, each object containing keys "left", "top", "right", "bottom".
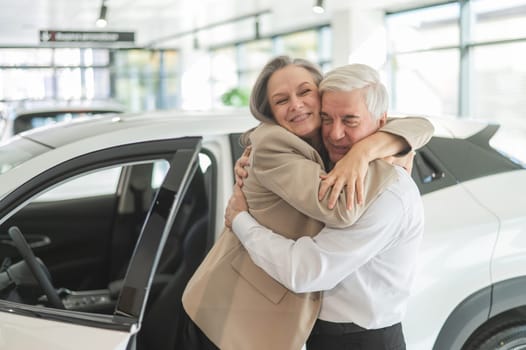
{"left": 115, "top": 144, "right": 200, "bottom": 321}
{"left": 0, "top": 300, "right": 136, "bottom": 332}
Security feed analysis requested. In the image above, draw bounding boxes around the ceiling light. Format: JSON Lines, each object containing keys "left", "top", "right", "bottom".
{"left": 312, "top": 0, "right": 325, "bottom": 14}
{"left": 95, "top": 2, "right": 108, "bottom": 28}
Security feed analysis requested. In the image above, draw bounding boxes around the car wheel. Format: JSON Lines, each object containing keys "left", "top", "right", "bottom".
{"left": 463, "top": 312, "right": 526, "bottom": 350}
{"left": 477, "top": 325, "right": 526, "bottom": 350}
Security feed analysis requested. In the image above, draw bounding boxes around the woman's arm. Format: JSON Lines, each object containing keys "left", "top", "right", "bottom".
{"left": 380, "top": 116, "right": 434, "bottom": 152}
{"left": 249, "top": 124, "right": 397, "bottom": 228}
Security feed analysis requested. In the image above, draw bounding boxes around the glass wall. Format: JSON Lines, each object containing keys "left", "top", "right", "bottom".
{"left": 0, "top": 48, "right": 111, "bottom": 103}
{"left": 1, "top": 25, "right": 329, "bottom": 112}
{"left": 390, "top": 49, "right": 459, "bottom": 116}
{"left": 113, "top": 49, "right": 180, "bottom": 112}
{"left": 209, "top": 26, "right": 331, "bottom": 108}
{"left": 210, "top": 47, "right": 239, "bottom": 107}
{"left": 386, "top": 0, "right": 526, "bottom": 125}
{"left": 237, "top": 39, "right": 274, "bottom": 91}
{"left": 470, "top": 42, "right": 526, "bottom": 125}
{"left": 386, "top": 2, "right": 460, "bottom": 116}
{"left": 0, "top": 47, "right": 179, "bottom": 113}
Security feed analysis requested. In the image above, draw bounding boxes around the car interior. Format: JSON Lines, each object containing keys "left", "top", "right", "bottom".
{"left": 0, "top": 151, "right": 216, "bottom": 350}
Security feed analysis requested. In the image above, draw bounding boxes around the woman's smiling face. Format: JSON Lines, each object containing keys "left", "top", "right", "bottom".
{"left": 267, "top": 65, "right": 321, "bottom": 140}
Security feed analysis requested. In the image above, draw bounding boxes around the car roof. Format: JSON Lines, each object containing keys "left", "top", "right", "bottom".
{"left": 22, "top": 108, "right": 259, "bottom": 149}
{"left": 9, "top": 100, "right": 124, "bottom": 119}
{"left": 19, "top": 112, "right": 496, "bottom": 156}
{"left": 0, "top": 109, "right": 259, "bottom": 199}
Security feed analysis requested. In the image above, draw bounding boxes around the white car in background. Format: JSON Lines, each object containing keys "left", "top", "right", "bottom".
{"left": 0, "top": 111, "right": 6, "bottom": 142}
{"left": 0, "top": 100, "right": 124, "bottom": 142}
{"left": 0, "top": 110, "right": 524, "bottom": 350}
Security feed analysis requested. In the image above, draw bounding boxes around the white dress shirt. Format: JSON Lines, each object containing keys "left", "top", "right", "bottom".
{"left": 232, "top": 166, "right": 424, "bottom": 329}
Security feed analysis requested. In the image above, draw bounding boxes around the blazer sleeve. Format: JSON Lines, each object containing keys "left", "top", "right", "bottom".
{"left": 250, "top": 124, "right": 397, "bottom": 228}
{"left": 380, "top": 116, "right": 434, "bottom": 154}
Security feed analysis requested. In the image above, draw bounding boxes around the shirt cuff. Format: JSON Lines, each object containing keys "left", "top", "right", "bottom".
{"left": 232, "top": 211, "right": 258, "bottom": 243}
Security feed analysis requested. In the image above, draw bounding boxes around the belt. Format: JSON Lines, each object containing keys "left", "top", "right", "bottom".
{"left": 311, "top": 319, "right": 402, "bottom": 335}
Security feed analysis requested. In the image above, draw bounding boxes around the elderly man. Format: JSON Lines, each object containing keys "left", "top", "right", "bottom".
{"left": 225, "top": 63, "right": 425, "bottom": 350}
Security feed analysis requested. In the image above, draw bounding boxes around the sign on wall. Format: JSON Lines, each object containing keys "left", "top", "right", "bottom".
{"left": 39, "top": 30, "right": 135, "bottom": 44}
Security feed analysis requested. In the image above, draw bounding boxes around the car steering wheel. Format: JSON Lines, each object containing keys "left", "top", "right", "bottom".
{"left": 8, "top": 226, "right": 64, "bottom": 309}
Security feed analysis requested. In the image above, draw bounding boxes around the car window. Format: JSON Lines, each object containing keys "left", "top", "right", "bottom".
{"left": 35, "top": 167, "right": 123, "bottom": 202}
{"left": 35, "top": 158, "right": 174, "bottom": 202}
{"left": 199, "top": 152, "right": 212, "bottom": 173}
{"left": 151, "top": 153, "right": 211, "bottom": 189}
{"left": 0, "top": 158, "right": 172, "bottom": 292}
{"left": 152, "top": 161, "right": 169, "bottom": 189}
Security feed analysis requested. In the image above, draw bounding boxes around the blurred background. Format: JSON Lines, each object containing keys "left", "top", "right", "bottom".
{"left": 0, "top": 0, "right": 525, "bottom": 148}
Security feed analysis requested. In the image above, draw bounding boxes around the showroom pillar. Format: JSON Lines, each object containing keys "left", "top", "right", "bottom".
{"left": 330, "top": 8, "right": 387, "bottom": 70}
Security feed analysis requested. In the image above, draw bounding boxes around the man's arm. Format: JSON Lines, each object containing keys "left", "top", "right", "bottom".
{"left": 226, "top": 185, "right": 405, "bottom": 293}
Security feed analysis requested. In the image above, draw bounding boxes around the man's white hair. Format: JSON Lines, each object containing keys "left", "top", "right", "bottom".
{"left": 319, "top": 64, "right": 388, "bottom": 120}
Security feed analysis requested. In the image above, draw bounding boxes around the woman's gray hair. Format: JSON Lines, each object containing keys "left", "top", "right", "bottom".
{"left": 249, "top": 55, "right": 323, "bottom": 124}
{"left": 319, "top": 64, "right": 388, "bottom": 120}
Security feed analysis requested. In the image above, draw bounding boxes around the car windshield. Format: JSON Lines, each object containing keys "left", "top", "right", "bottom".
{"left": 0, "top": 136, "right": 50, "bottom": 175}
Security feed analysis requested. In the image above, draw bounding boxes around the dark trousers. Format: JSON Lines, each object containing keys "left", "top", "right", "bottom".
{"left": 180, "top": 310, "right": 219, "bottom": 350}
{"left": 307, "top": 319, "right": 406, "bottom": 350}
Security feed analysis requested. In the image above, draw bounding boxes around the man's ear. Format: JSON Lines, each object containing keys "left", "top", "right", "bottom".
{"left": 378, "top": 112, "right": 387, "bottom": 127}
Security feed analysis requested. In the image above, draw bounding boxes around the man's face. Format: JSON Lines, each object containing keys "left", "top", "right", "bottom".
{"left": 321, "top": 89, "right": 386, "bottom": 163}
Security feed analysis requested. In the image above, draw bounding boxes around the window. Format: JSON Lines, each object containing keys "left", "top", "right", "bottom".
{"left": 276, "top": 30, "right": 320, "bottom": 62}
{"left": 34, "top": 159, "right": 172, "bottom": 202}
{"left": 210, "top": 26, "right": 331, "bottom": 108}
{"left": 85, "top": 68, "right": 111, "bottom": 99}
{"left": 35, "top": 167, "right": 122, "bottom": 201}
{"left": 238, "top": 39, "right": 273, "bottom": 91}
{"left": 471, "top": 0, "right": 526, "bottom": 42}
{"left": 0, "top": 48, "right": 53, "bottom": 66}
{"left": 387, "top": 3, "right": 460, "bottom": 52}
{"left": 0, "top": 47, "right": 112, "bottom": 102}
{"left": 387, "top": 0, "right": 526, "bottom": 125}
{"left": 56, "top": 68, "right": 82, "bottom": 100}
{"left": 210, "top": 47, "right": 239, "bottom": 108}
{"left": 470, "top": 42, "right": 526, "bottom": 123}
{"left": 390, "top": 49, "right": 459, "bottom": 116}
{"left": 54, "top": 48, "right": 82, "bottom": 67}
{"left": 319, "top": 26, "right": 333, "bottom": 71}
{"left": 387, "top": 3, "right": 460, "bottom": 115}
{"left": 114, "top": 49, "right": 180, "bottom": 112}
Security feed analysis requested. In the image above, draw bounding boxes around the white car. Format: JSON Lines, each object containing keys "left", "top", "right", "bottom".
{"left": 0, "top": 100, "right": 124, "bottom": 142}
{"left": 0, "top": 112, "right": 6, "bottom": 142}
{"left": 0, "top": 110, "right": 524, "bottom": 350}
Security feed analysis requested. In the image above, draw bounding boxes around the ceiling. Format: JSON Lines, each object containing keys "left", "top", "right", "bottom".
{"left": 0, "top": 0, "right": 444, "bottom": 48}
